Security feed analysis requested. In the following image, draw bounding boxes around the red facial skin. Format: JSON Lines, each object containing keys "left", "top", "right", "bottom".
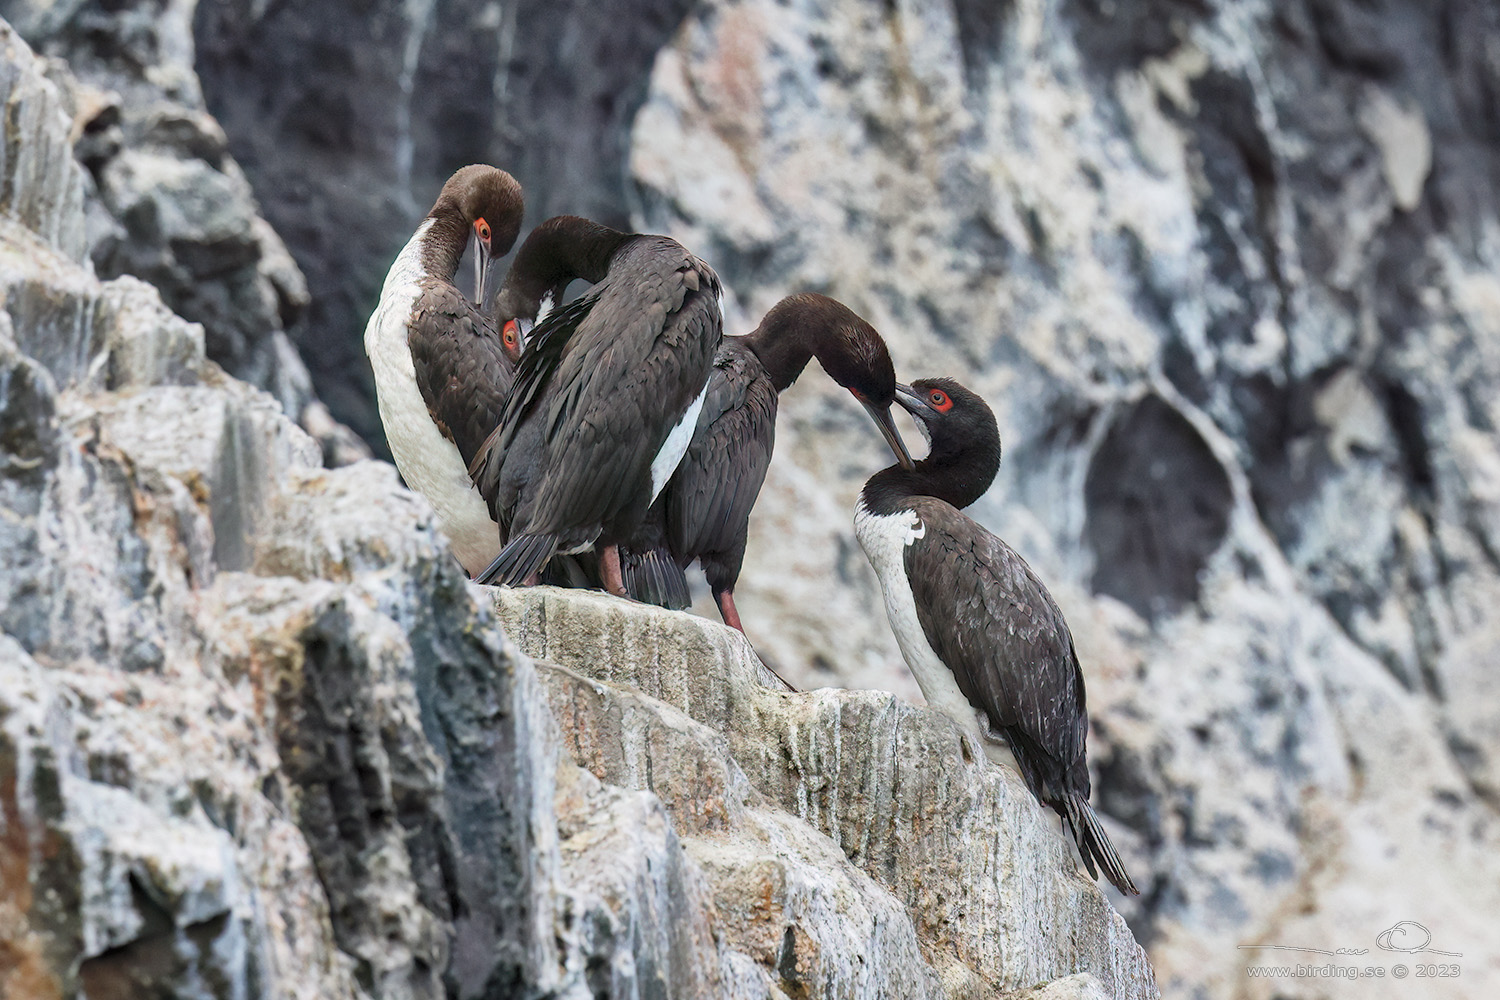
{"left": 501, "top": 319, "right": 522, "bottom": 362}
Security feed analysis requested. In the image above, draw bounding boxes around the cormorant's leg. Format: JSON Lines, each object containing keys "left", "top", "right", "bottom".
{"left": 714, "top": 588, "right": 744, "bottom": 632}
{"left": 716, "top": 589, "right": 797, "bottom": 691}
{"left": 600, "top": 545, "right": 629, "bottom": 598}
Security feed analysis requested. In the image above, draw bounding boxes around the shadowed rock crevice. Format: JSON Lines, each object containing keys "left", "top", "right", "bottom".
{"left": 1182, "top": 66, "right": 1287, "bottom": 358}
{"left": 76, "top": 901, "right": 250, "bottom": 1000}
{"left": 951, "top": 0, "right": 1015, "bottom": 92}
{"left": 1240, "top": 368, "right": 1331, "bottom": 553}
{"left": 1084, "top": 396, "right": 1232, "bottom": 620}
{"left": 1380, "top": 378, "right": 1437, "bottom": 505}
{"left": 0, "top": 346, "right": 58, "bottom": 654}
{"left": 1061, "top": 0, "right": 1211, "bottom": 79}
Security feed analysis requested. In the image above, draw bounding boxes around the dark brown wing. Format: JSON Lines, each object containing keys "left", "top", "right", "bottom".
{"left": 905, "top": 499, "right": 1089, "bottom": 801}
{"left": 521, "top": 239, "right": 723, "bottom": 540}
{"left": 664, "top": 338, "right": 777, "bottom": 585}
{"left": 408, "top": 279, "right": 515, "bottom": 468}
{"left": 468, "top": 294, "right": 598, "bottom": 522}
{"left": 493, "top": 289, "right": 600, "bottom": 454}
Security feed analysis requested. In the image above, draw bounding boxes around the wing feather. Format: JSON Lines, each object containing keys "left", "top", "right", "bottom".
{"left": 665, "top": 341, "right": 778, "bottom": 565}
{"left": 407, "top": 281, "right": 514, "bottom": 468}
{"left": 495, "top": 290, "right": 599, "bottom": 453}
{"left": 904, "top": 500, "right": 1089, "bottom": 796}
{"left": 518, "top": 240, "right": 723, "bottom": 542}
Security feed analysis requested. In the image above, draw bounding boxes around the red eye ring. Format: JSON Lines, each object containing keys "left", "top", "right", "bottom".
{"left": 475, "top": 218, "right": 491, "bottom": 242}
{"left": 929, "top": 389, "right": 952, "bottom": 411}
{"left": 501, "top": 319, "right": 519, "bottom": 347}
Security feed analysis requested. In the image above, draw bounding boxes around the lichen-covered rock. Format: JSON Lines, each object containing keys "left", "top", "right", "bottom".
{"left": 0, "top": 634, "right": 356, "bottom": 1000}
{"left": 0, "top": 33, "right": 355, "bottom": 998}
{"left": 540, "top": 656, "right": 952, "bottom": 1000}
{"left": 1013, "top": 976, "right": 1112, "bottom": 1000}
{"left": 0, "top": 23, "right": 478, "bottom": 998}
{"left": 0, "top": 20, "right": 86, "bottom": 262}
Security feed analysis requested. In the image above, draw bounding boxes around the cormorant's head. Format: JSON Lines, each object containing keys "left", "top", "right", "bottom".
{"left": 893, "top": 378, "right": 1001, "bottom": 505}
{"left": 492, "top": 216, "right": 627, "bottom": 362}
{"left": 753, "top": 293, "right": 913, "bottom": 469}
{"left": 830, "top": 316, "right": 912, "bottom": 472}
{"left": 491, "top": 280, "right": 556, "bottom": 364}
{"left": 436, "top": 165, "right": 524, "bottom": 308}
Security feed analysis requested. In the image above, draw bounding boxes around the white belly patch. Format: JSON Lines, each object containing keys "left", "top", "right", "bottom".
{"left": 365, "top": 221, "right": 501, "bottom": 575}
{"left": 855, "top": 499, "right": 1013, "bottom": 770}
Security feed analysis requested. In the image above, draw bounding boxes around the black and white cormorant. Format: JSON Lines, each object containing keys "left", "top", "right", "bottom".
{"left": 620, "top": 293, "right": 913, "bottom": 632}
{"left": 364, "top": 165, "right": 525, "bottom": 576}
{"left": 470, "top": 216, "right": 723, "bottom": 595}
{"left": 855, "top": 378, "right": 1139, "bottom": 895}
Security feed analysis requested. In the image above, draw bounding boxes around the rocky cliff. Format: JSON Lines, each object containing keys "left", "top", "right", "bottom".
{"left": 622, "top": 4, "right": 1500, "bottom": 998}
{"left": 0, "top": 14, "right": 1154, "bottom": 1000}
{"left": 3, "top": 0, "right": 1500, "bottom": 998}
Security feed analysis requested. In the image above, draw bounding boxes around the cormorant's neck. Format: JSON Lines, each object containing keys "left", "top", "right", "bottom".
{"left": 860, "top": 437, "right": 1001, "bottom": 515}
{"left": 418, "top": 200, "right": 471, "bottom": 282}
{"left": 743, "top": 299, "right": 839, "bottom": 392}
{"left": 513, "top": 216, "right": 633, "bottom": 289}
{"left": 745, "top": 325, "right": 815, "bottom": 393}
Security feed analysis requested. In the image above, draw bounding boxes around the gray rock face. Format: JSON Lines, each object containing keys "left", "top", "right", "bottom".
{"left": 494, "top": 587, "right": 1156, "bottom": 1000}
{"left": 0, "top": 20, "right": 86, "bottom": 263}
{"left": 9, "top": 0, "right": 1499, "bottom": 997}
{"left": 0, "top": 0, "right": 364, "bottom": 461}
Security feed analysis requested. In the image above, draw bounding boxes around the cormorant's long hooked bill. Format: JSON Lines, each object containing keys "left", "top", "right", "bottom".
{"left": 894, "top": 382, "right": 929, "bottom": 416}
{"left": 473, "top": 242, "right": 490, "bottom": 306}
{"left": 861, "top": 396, "right": 914, "bottom": 470}
{"left": 474, "top": 229, "right": 498, "bottom": 310}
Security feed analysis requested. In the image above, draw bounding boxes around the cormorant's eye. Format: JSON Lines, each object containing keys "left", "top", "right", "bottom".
{"left": 475, "top": 218, "right": 492, "bottom": 243}
{"left": 929, "top": 389, "right": 952, "bottom": 411}
{"left": 502, "top": 319, "right": 520, "bottom": 352}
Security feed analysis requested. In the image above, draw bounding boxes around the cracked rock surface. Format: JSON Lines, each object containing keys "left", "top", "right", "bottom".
{"left": 495, "top": 587, "right": 1155, "bottom": 999}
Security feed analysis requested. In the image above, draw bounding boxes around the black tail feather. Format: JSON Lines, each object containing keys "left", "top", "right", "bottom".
{"left": 476, "top": 532, "right": 558, "bottom": 587}
{"left": 621, "top": 545, "right": 691, "bottom": 609}
{"left": 542, "top": 552, "right": 601, "bottom": 589}
{"left": 1063, "top": 790, "right": 1138, "bottom": 896}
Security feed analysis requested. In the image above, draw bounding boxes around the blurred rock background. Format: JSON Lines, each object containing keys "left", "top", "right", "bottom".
{"left": 1, "top": 0, "right": 1498, "bottom": 997}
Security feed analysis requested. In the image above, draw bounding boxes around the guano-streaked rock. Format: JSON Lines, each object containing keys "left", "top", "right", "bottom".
{"left": 495, "top": 587, "right": 1155, "bottom": 999}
